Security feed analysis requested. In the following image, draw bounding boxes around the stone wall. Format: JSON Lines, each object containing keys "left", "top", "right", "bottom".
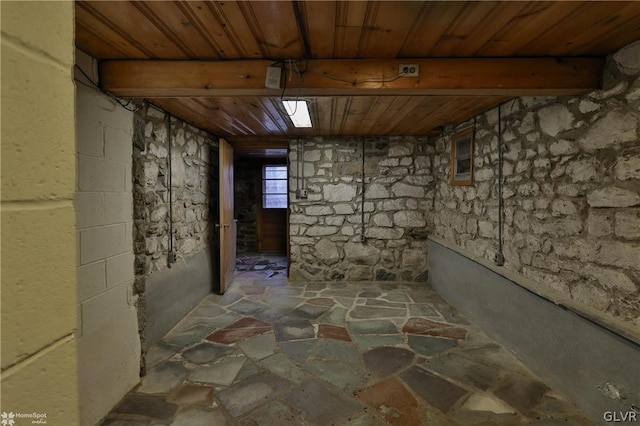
{"left": 432, "top": 40, "right": 640, "bottom": 327}
{"left": 235, "top": 157, "right": 259, "bottom": 253}
{"left": 289, "top": 137, "right": 434, "bottom": 282}
{"left": 133, "top": 105, "right": 217, "bottom": 275}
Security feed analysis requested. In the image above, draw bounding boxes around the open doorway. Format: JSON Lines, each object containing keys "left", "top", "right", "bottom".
{"left": 235, "top": 157, "right": 288, "bottom": 260}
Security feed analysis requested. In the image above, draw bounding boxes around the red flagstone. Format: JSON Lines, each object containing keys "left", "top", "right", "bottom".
{"left": 403, "top": 317, "right": 467, "bottom": 340}
{"left": 206, "top": 317, "right": 272, "bottom": 344}
{"left": 355, "top": 377, "right": 422, "bottom": 426}
{"left": 317, "top": 324, "right": 351, "bottom": 342}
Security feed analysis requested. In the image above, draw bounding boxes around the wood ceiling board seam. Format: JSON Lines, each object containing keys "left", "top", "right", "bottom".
{"left": 82, "top": 1, "right": 186, "bottom": 59}
{"left": 76, "top": 2, "right": 151, "bottom": 59}
{"left": 514, "top": 2, "right": 614, "bottom": 56}
{"left": 243, "top": 1, "right": 304, "bottom": 59}
{"left": 210, "top": 1, "right": 265, "bottom": 58}
{"left": 427, "top": 1, "right": 501, "bottom": 58}
{"left": 335, "top": 1, "right": 368, "bottom": 59}
{"left": 361, "top": 2, "right": 424, "bottom": 58}
{"left": 550, "top": 2, "right": 640, "bottom": 56}
{"left": 75, "top": 21, "right": 133, "bottom": 60}
{"left": 449, "top": 2, "right": 530, "bottom": 57}
{"left": 259, "top": 98, "right": 292, "bottom": 134}
{"left": 173, "top": 2, "right": 236, "bottom": 59}
{"left": 302, "top": 1, "right": 338, "bottom": 59}
{"left": 475, "top": 1, "right": 582, "bottom": 57}
{"left": 131, "top": 1, "right": 200, "bottom": 59}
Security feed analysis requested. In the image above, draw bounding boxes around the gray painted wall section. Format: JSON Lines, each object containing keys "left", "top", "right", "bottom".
{"left": 145, "top": 248, "right": 214, "bottom": 346}
{"left": 428, "top": 239, "right": 640, "bottom": 425}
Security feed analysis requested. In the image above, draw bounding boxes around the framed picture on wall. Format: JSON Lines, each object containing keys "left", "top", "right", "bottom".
{"left": 450, "top": 128, "right": 474, "bottom": 185}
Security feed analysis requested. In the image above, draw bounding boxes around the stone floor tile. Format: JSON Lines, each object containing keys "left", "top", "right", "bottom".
{"left": 190, "top": 304, "right": 226, "bottom": 318}
{"left": 137, "top": 361, "right": 189, "bottom": 394}
{"left": 252, "top": 306, "right": 290, "bottom": 322}
{"left": 363, "top": 347, "right": 415, "bottom": 378}
{"left": 233, "top": 362, "right": 259, "bottom": 384}
{"left": 355, "top": 377, "right": 422, "bottom": 426}
{"left": 407, "top": 335, "right": 458, "bottom": 357}
{"left": 284, "top": 379, "right": 364, "bottom": 425}
{"left": 162, "top": 325, "right": 213, "bottom": 348}
{"left": 228, "top": 299, "right": 269, "bottom": 315}
{"left": 273, "top": 320, "right": 315, "bottom": 342}
{"left": 182, "top": 342, "right": 234, "bottom": 364}
{"left": 170, "top": 408, "right": 228, "bottom": 425}
{"left": 267, "top": 287, "right": 303, "bottom": 296}
{"left": 351, "top": 334, "right": 405, "bottom": 350}
{"left": 334, "top": 296, "right": 356, "bottom": 308}
{"left": 307, "top": 297, "right": 335, "bottom": 307}
{"left": 113, "top": 394, "right": 179, "bottom": 422}
{"left": 304, "top": 360, "right": 371, "bottom": 391}
{"left": 315, "top": 306, "right": 348, "bottom": 325}
{"left": 400, "top": 366, "right": 467, "bottom": 413}
{"left": 168, "top": 384, "right": 214, "bottom": 407}
{"left": 403, "top": 317, "right": 467, "bottom": 340}
{"left": 311, "top": 339, "right": 360, "bottom": 363}
{"left": 258, "top": 353, "right": 306, "bottom": 384}
{"left": 358, "top": 291, "right": 381, "bottom": 298}
{"left": 347, "top": 319, "right": 397, "bottom": 335}
{"left": 217, "top": 372, "right": 293, "bottom": 417}
{"left": 278, "top": 339, "right": 318, "bottom": 362}
{"left": 198, "top": 312, "right": 243, "bottom": 330}
{"left": 463, "top": 344, "right": 531, "bottom": 374}
{"left": 382, "top": 292, "right": 412, "bottom": 303}
{"left": 409, "top": 303, "right": 439, "bottom": 317}
{"left": 317, "top": 324, "right": 352, "bottom": 342}
{"left": 238, "top": 333, "right": 275, "bottom": 361}
{"left": 235, "top": 400, "right": 300, "bottom": 426}
{"left": 280, "top": 303, "right": 330, "bottom": 321}
{"left": 262, "top": 295, "right": 304, "bottom": 309}
{"left": 217, "top": 292, "right": 243, "bottom": 306}
{"left": 459, "top": 393, "right": 517, "bottom": 415}
{"left": 365, "top": 299, "right": 406, "bottom": 309}
{"left": 350, "top": 305, "right": 406, "bottom": 319}
{"left": 493, "top": 374, "right": 549, "bottom": 416}
{"left": 306, "top": 283, "right": 329, "bottom": 292}
{"left": 145, "top": 343, "right": 179, "bottom": 371}
{"left": 422, "top": 352, "right": 500, "bottom": 391}
{"left": 342, "top": 413, "right": 389, "bottom": 426}
{"left": 189, "top": 355, "right": 246, "bottom": 386}
{"left": 239, "top": 285, "right": 267, "bottom": 295}
{"left": 206, "top": 318, "right": 272, "bottom": 344}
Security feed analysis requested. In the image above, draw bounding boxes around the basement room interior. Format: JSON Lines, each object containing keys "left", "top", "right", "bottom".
{"left": 2, "top": 1, "right": 639, "bottom": 425}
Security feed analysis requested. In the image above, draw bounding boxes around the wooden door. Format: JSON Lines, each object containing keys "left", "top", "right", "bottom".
{"left": 219, "top": 138, "right": 235, "bottom": 294}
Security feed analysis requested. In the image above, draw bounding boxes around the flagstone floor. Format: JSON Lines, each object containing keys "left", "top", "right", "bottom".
{"left": 101, "top": 255, "right": 591, "bottom": 426}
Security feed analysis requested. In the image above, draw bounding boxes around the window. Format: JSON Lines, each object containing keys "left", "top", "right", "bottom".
{"left": 450, "top": 128, "right": 474, "bottom": 185}
{"left": 262, "top": 165, "right": 288, "bottom": 208}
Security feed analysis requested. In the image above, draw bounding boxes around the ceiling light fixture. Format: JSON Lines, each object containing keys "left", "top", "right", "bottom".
{"left": 283, "top": 100, "right": 312, "bottom": 128}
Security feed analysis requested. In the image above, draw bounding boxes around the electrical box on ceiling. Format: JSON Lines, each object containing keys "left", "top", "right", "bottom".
{"left": 265, "top": 66, "right": 282, "bottom": 89}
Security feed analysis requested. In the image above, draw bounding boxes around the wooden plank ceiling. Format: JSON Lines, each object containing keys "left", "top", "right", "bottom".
{"left": 75, "top": 1, "right": 640, "bottom": 154}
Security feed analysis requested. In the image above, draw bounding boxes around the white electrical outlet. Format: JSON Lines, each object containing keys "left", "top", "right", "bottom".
{"left": 399, "top": 64, "right": 419, "bottom": 77}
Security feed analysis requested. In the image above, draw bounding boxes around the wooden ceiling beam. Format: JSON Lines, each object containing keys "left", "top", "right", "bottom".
{"left": 100, "top": 57, "right": 604, "bottom": 98}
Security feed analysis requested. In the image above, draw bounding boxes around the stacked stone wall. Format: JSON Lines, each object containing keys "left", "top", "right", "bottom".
{"left": 235, "top": 158, "right": 260, "bottom": 253}
{"left": 433, "top": 41, "right": 640, "bottom": 326}
{"left": 289, "top": 137, "right": 434, "bottom": 282}
{"left": 133, "top": 105, "right": 217, "bottom": 276}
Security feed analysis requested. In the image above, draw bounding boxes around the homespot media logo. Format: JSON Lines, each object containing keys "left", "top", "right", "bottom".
{"left": 1, "top": 412, "right": 47, "bottom": 425}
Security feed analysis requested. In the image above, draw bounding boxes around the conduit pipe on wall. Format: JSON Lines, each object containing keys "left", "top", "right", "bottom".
{"left": 360, "top": 138, "right": 366, "bottom": 242}
{"left": 495, "top": 104, "right": 505, "bottom": 266}
{"left": 166, "top": 113, "right": 176, "bottom": 267}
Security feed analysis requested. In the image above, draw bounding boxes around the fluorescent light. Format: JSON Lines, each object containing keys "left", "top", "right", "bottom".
{"left": 283, "top": 100, "right": 312, "bottom": 128}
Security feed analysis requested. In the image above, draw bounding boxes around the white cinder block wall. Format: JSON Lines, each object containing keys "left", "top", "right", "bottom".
{"left": 75, "top": 50, "right": 141, "bottom": 426}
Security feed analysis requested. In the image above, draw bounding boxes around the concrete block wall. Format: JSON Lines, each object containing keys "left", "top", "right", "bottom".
{"left": 75, "top": 51, "right": 141, "bottom": 426}
{"left": 432, "top": 40, "right": 640, "bottom": 330}
{"left": 0, "top": 1, "right": 79, "bottom": 423}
